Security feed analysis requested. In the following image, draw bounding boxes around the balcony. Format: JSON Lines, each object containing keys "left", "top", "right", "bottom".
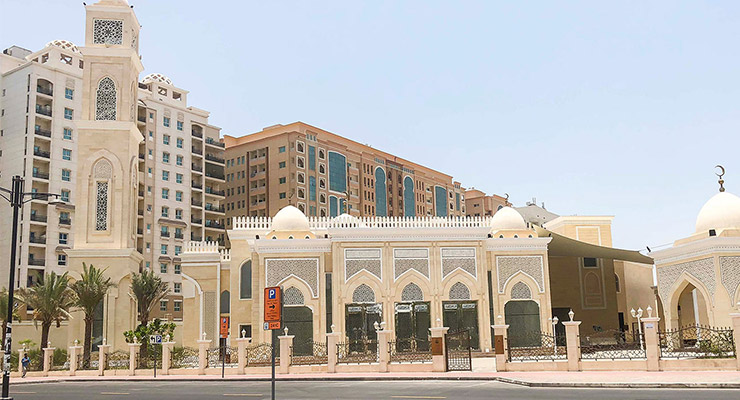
{"left": 137, "top": 209, "right": 144, "bottom": 216}
{"left": 137, "top": 228, "right": 143, "bottom": 235}
{"left": 160, "top": 231, "right": 170, "bottom": 238}
{"left": 138, "top": 190, "right": 144, "bottom": 197}
{"left": 191, "top": 235, "right": 202, "bottom": 242}
{"left": 204, "top": 137, "right": 225, "bottom": 148}
{"left": 33, "top": 149, "right": 50, "bottom": 159}
{"left": 28, "top": 257, "right": 45, "bottom": 266}
{"left": 205, "top": 153, "right": 225, "bottom": 164}
{"left": 191, "top": 147, "right": 203, "bottom": 155}
{"left": 191, "top": 129, "right": 203, "bottom": 139}
{"left": 205, "top": 187, "right": 225, "bottom": 197}
{"left": 191, "top": 163, "right": 202, "bottom": 173}
{"left": 249, "top": 170, "right": 266, "bottom": 179}
{"left": 191, "top": 199, "right": 202, "bottom": 207}
{"left": 59, "top": 217, "right": 72, "bottom": 225}
{"left": 191, "top": 217, "right": 203, "bottom": 225}
{"left": 32, "top": 171, "right": 49, "bottom": 180}
{"left": 191, "top": 182, "right": 203, "bottom": 190}
{"left": 28, "top": 235, "right": 46, "bottom": 245}
{"left": 205, "top": 172, "right": 224, "bottom": 181}
{"left": 205, "top": 204, "right": 225, "bottom": 213}
{"left": 138, "top": 153, "right": 145, "bottom": 160}
{"left": 205, "top": 220, "right": 223, "bottom": 229}
{"left": 30, "top": 214, "right": 47, "bottom": 223}
{"left": 36, "top": 85, "right": 53, "bottom": 96}
{"left": 174, "top": 232, "right": 184, "bottom": 240}
{"left": 250, "top": 185, "right": 266, "bottom": 193}
{"left": 34, "top": 126, "right": 51, "bottom": 138}
{"left": 137, "top": 115, "right": 147, "bottom": 123}
{"left": 35, "top": 105, "right": 52, "bottom": 117}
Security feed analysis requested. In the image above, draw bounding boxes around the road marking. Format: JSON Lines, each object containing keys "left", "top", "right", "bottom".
{"left": 12, "top": 392, "right": 36, "bottom": 394}
{"left": 101, "top": 392, "right": 130, "bottom": 395}
{"left": 223, "top": 395, "right": 262, "bottom": 397}
{"left": 391, "top": 397, "right": 446, "bottom": 399}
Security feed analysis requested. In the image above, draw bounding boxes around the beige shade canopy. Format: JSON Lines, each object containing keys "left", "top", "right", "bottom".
{"left": 534, "top": 225, "right": 653, "bottom": 264}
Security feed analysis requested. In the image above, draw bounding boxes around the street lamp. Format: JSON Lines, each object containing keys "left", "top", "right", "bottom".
{"left": 631, "top": 307, "right": 644, "bottom": 351}
{"left": 0, "top": 175, "right": 65, "bottom": 400}
{"left": 550, "top": 316, "right": 559, "bottom": 355}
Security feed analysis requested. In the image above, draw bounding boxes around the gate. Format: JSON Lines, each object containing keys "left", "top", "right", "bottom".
{"left": 444, "top": 329, "right": 472, "bottom": 371}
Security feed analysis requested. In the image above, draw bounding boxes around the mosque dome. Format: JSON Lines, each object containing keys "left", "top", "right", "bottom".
{"left": 490, "top": 206, "right": 526, "bottom": 231}
{"left": 332, "top": 213, "right": 365, "bottom": 227}
{"left": 46, "top": 40, "right": 80, "bottom": 54}
{"left": 695, "top": 191, "right": 740, "bottom": 233}
{"left": 142, "top": 73, "right": 172, "bottom": 85}
{"left": 272, "top": 205, "right": 310, "bottom": 232}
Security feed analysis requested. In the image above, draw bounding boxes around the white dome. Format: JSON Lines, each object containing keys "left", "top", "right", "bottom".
{"left": 272, "top": 206, "right": 310, "bottom": 232}
{"left": 46, "top": 40, "right": 80, "bottom": 54}
{"left": 490, "top": 206, "right": 526, "bottom": 231}
{"left": 695, "top": 191, "right": 740, "bottom": 233}
{"left": 142, "top": 73, "right": 173, "bottom": 85}
{"left": 332, "top": 213, "right": 365, "bottom": 227}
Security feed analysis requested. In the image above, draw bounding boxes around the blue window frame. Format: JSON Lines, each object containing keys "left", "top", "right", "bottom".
{"left": 455, "top": 192, "right": 461, "bottom": 211}
{"left": 308, "top": 146, "right": 316, "bottom": 171}
{"left": 404, "top": 176, "right": 415, "bottom": 217}
{"left": 176, "top": 121, "right": 183, "bottom": 131}
{"left": 375, "top": 167, "right": 387, "bottom": 217}
{"left": 240, "top": 261, "right": 252, "bottom": 299}
{"left": 328, "top": 152, "right": 346, "bottom": 193}
{"left": 64, "top": 108, "right": 73, "bottom": 120}
{"left": 163, "top": 117, "right": 170, "bottom": 127}
{"left": 329, "top": 195, "right": 338, "bottom": 217}
{"left": 435, "top": 186, "right": 448, "bottom": 217}
{"left": 65, "top": 88, "right": 74, "bottom": 100}
{"left": 309, "top": 176, "right": 316, "bottom": 201}
{"left": 63, "top": 128, "right": 72, "bottom": 140}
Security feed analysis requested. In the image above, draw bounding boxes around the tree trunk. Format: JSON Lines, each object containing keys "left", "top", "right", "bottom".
{"left": 40, "top": 321, "right": 51, "bottom": 351}
{"left": 83, "top": 315, "right": 93, "bottom": 369}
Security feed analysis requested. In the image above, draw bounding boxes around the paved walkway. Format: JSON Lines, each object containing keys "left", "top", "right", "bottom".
{"left": 11, "top": 371, "right": 740, "bottom": 388}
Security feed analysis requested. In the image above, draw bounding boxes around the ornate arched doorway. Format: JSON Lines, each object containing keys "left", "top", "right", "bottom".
{"left": 505, "top": 300, "right": 540, "bottom": 347}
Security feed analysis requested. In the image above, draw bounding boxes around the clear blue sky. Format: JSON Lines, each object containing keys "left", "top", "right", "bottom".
{"left": 4, "top": 1, "right": 740, "bottom": 251}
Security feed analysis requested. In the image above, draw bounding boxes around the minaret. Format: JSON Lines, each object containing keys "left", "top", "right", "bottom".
{"left": 66, "top": 0, "right": 144, "bottom": 350}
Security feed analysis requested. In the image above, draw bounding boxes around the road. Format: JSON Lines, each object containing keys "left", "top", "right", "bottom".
{"left": 9, "top": 380, "right": 740, "bottom": 400}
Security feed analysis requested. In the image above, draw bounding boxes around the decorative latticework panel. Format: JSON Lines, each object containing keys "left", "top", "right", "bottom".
{"left": 657, "top": 258, "right": 716, "bottom": 305}
{"left": 719, "top": 256, "right": 740, "bottom": 303}
{"left": 449, "top": 282, "right": 471, "bottom": 300}
{"left": 93, "top": 19, "right": 123, "bottom": 45}
{"left": 94, "top": 159, "right": 113, "bottom": 179}
{"left": 352, "top": 284, "right": 376, "bottom": 303}
{"left": 441, "top": 248, "right": 477, "bottom": 279}
{"left": 283, "top": 286, "right": 305, "bottom": 306}
{"left": 203, "top": 291, "right": 217, "bottom": 342}
{"left": 510, "top": 282, "right": 532, "bottom": 300}
{"left": 95, "top": 181, "right": 109, "bottom": 231}
{"left": 345, "top": 248, "right": 382, "bottom": 281}
{"left": 401, "top": 282, "right": 424, "bottom": 302}
{"left": 95, "top": 77, "right": 117, "bottom": 121}
{"left": 393, "top": 248, "right": 430, "bottom": 280}
{"left": 266, "top": 258, "right": 319, "bottom": 297}
{"left": 496, "top": 256, "right": 544, "bottom": 293}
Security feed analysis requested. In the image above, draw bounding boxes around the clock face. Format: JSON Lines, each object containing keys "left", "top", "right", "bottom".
{"left": 93, "top": 19, "right": 123, "bottom": 45}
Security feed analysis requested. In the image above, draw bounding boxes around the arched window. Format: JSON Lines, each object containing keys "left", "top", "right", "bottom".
{"left": 403, "top": 176, "right": 415, "bottom": 217}
{"left": 220, "top": 290, "right": 230, "bottom": 314}
{"left": 284, "top": 286, "right": 305, "bottom": 306}
{"left": 93, "top": 159, "right": 112, "bottom": 231}
{"left": 615, "top": 273, "right": 621, "bottom": 293}
{"left": 401, "top": 282, "right": 423, "bottom": 302}
{"left": 352, "top": 284, "right": 375, "bottom": 303}
{"left": 511, "top": 282, "right": 532, "bottom": 300}
{"left": 240, "top": 260, "right": 252, "bottom": 299}
{"left": 449, "top": 282, "right": 470, "bottom": 300}
{"left": 375, "top": 167, "right": 387, "bottom": 217}
{"left": 95, "top": 77, "right": 117, "bottom": 120}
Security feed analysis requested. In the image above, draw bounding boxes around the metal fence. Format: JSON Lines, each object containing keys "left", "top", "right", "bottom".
{"left": 580, "top": 329, "right": 646, "bottom": 360}
{"left": 337, "top": 340, "right": 378, "bottom": 364}
{"left": 290, "top": 339, "right": 329, "bottom": 366}
{"left": 207, "top": 346, "right": 238, "bottom": 368}
{"left": 389, "top": 338, "right": 432, "bottom": 363}
{"left": 105, "top": 350, "right": 130, "bottom": 370}
{"left": 246, "top": 343, "right": 274, "bottom": 367}
{"left": 508, "top": 331, "right": 567, "bottom": 362}
{"left": 170, "top": 346, "right": 199, "bottom": 369}
{"left": 659, "top": 324, "right": 736, "bottom": 359}
{"left": 76, "top": 351, "right": 100, "bottom": 370}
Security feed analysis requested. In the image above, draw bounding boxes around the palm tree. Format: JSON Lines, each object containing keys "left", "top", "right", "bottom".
{"left": 71, "top": 263, "right": 116, "bottom": 368}
{"left": 130, "top": 269, "right": 169, "bottom": 328}
{"left": 0, "top": 288, "right": 20, "bottom": 342}
{"left": 16, "top": 272, "right": 75, "bottom": 350}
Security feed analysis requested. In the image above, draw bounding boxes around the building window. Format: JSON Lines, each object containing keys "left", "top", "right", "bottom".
{"left": 174, "top": 283, "right": 181, "bottom": 294}
{"left": 63, "top": 128, "right": 73, "bottom": 140}
{"left": 163, "top": 134, "right": 170, "bottom": 145}
{"left": 297, "top": 172, "right": 305, "bottom": 184}
{"left": 278, "top": 146, "right": 286, "bottom": 153}
{"left": 62, "top": 149, "right": 72, "bottom": 161}
{"left": 375, "top": 167, "right": 387, "bottom": 217}
{"left": 176, "top": 137, "right": 183, "bottom": 148}
{"left": 58, "top": 254, "right": 67, "bottom": 266}
{"left": 173, "top": 301, "right": 182, "bottom": 312}
{"left": 60, "top": 189, "right": 70, "bottom": 202}
{"left": 162, "top": 170, "right": 169, "bottom": 181}
{"left": 58, "top": 233, "right": 68, "bottom": 245}
{"left": 176, "top": 121, "right": 183, "bottom": 131}
{"left": 279, "top": 177, "right": 286, "bottom": 184}
{"left": 162, "top": 188, "right": 169, "bottom": 199}
{"left": 220, "top": 290, "right": 230, "bottom": 314}
{"left": 163, "top": 116, "right": 170, "bottom": 127}
{"left": 163, "top": 152, "right": 170, "bottom": 163}
{"left": 404, "top": 176, "right": 415, "bottom": 217}
{"left": 160, "top": 263, "right": 168, "bottom": 274}
{"left": 279, "top": 161, "right": 286, "bottom": 169}
{"left": 174, "top": 264, "right": 181, "bottom": 274}
{"left": 161, "top": 244, "right": 168, "bottom": 255}
{"left": 95, "top": 77, "right": 116, "bottom": 120}
{"left": 175, "top": 245, "right": 181, "bottom": 255}
{"left": 296, "top": 156, "right": 305, "bottom": 169}
{"left": 328, "top": 152, "right": 347, "bottom": 193}
{"left": 160, "top": 300, "right": 168, "bottom": 312}
{"left": 175, "top": 209, "right": 182, "bottom": 220}
{"left": 65, "top": 88, "right": 74, "bottom": 100}
{"left": 162, "top": 206, "right": 169, "bottom": 218}
{"left": 584, "top": 257, "right": 598, "bottom": 268}
{"left": 434, "top": 186, "right": 448, "bottom": 217}
{"left": 64, "top": 108, "right": 73, "bottom": 120}
{"left": 309, "top": 176, "right": 316, "bottom": 201}
{"left": 92, "top": 19, "right": 123, "bottom": 45}
{"left": 279, "top": 192, "right": 286, "bottom": 199}
{"left": 175, "top": 191, "right": 182, "bottom": 202}
{"left": 61, "top": 169, "right": 71, "bottom": 182}
{"left": 176, "top": 155, "right": 183, "bottom": 166}
{"left": 296, "top": 141, "right": 305, "bottom": 153}
{"left": 176, "top": 173, "right": 183, "bottom": 184}
{"left": 308, "top": 146, "right": 316, "bottom": 170}
{"left": 240, "top": 260, "right": 252, "bottom": 299}
{"left": 318, "top": 149, "right": 325, "bottom": 159}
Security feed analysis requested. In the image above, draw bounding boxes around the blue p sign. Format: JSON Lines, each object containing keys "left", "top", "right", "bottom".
{"left": 268, "top": 289, "right": 276, "bottom": 299}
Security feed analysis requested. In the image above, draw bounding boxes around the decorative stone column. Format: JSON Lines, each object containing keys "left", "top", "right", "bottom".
{"left": 197, "top": 332, "right": 211, "bottom": 375}
{"left": 278, "top": 328, "right": 294, "bottom": 374}
{"left": 491, "top": 321, "right": 509, "bottom": 373}
{"left": 161, "top": 335, "right": 175, "bottom": 375}
{"left": 17, "top": 347, "right": 27, "bottom": 375}
{"left": 430, "top": 322, "right": 449, "bottom": 373}
{"left": 42, "top": 344, "right": 55, "bottom": 376}
{"left": 68, "top": 340, "right": 83, "bottom": 376}
{"left": 562, "top": 310, "right": 582, "bottom": 372}
{"left": 235, "top": 333, "right": 251, "bottom": 374}
{"left": 98, "top": 340, "right": 110, "bottom": 376}
{"left": 730, "top": 310, "right": 740, "bottom": 371}
{"left": 128, "top": 342, "right": 141, "bottom": 376}
{"left": 642, "top": 315, "right": 661, "bottom": 372}
{"left": 377, "top": 329, "right": 392, "bottom": 373}
{"left": 326, "top": 325, "right": 341, "bottom": 373}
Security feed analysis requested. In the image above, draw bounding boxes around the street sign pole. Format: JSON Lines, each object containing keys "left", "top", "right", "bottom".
{"left": 271, "top": 330, "right": 276, "bottom": 400}
{"left": 264, "top": 286, "right": 282, "bottom": 400}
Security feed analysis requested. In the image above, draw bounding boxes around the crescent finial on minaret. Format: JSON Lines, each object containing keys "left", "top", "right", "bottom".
{"left": 716, "top": 165, "right": 726, "bottom": 192}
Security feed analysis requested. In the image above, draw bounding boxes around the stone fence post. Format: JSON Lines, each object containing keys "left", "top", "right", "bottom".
{"left": 98, "top": 342, "right": 110, "bottom": 376}
{"left": 68, "top": 342, "right": 82, "bottom": 376}
{"left": 730, "top": 311, "right": 740, "bottom": 371}
{"left": 491, "top": 323, "right": 508, "bottom": 372}
{"left": 235, "top": 336, "right": 251, "bottom": 374}
{"left": 42, "top": 344, "right": 55, "bottom": 376}
{"left": 642, "top": 316, "right": 661, "bottom": 371}
{"left": 17, "top": 347, "right": 26, "bottom": 375}
{"left": 377, "top": 329, "right": 392, "bottom": 372}
{"left": 161, "top": 337, "right": 175, "bottom": 375}
{"left": 278, "top": 329, "right": 294, "bottom": 374}
{"left": 128, "top": 342, "right": 141, "bottom": 376}
{"left": 326, "top": 327, "right": 341, "bottom": 373}
{"left": 197, "top": 333, "right": 211, "bottom": 375}
{"left": 562, "top": 319, "right": 582, "bottom": 372}
{"left": 430, "top": 325, "right": 449, "bottom": 373}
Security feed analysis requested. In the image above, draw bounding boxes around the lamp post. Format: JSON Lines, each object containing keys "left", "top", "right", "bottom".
{"left": 1, "top": 175, "right": 65, "bottom": 400}
{"left": 550, "top": 316, "right": 559, "bottom": 355}
{"left": 631, "top": 307, "right": 644, "bottom": 351}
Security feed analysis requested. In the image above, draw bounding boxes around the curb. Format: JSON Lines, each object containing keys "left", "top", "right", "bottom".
{"left": 495, "top": 377, "right": 740, "bottom": 389}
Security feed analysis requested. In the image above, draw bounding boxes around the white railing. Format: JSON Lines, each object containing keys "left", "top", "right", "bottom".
{"left": 184, "top": 241, "right": 220, "bottom": 253}
{"left": 232, "top": 216, "right": 492, "bottom": 230}
{"left": 220, "top": 248, "right": 231, "bottom": 261}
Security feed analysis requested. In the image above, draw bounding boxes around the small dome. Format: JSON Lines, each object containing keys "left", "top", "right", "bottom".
{"left": 490, "top": 206, "right": 526, "bottom": 231}
{"left": 46, "top": 40, "right": 80, "bottom": 54}
{"left": 695, "top": 191, "right": 740, "bottom": 233}
{"left": 142, "top": 73, "right": 173, "bottom": 86}
{"left": 272, "top": 206, "right": 310, "bottom": 232}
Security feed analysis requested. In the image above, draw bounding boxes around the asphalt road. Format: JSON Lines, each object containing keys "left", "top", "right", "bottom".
{"left": 9, "top": 380, "right": 740, "bottom": 400}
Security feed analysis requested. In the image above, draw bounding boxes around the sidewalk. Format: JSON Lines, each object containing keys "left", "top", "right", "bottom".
{"left": 11, "top": 370, "right": 740, "bottom": 389}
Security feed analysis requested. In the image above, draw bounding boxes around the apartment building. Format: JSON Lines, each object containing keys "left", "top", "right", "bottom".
{"left": 464, "top": 188, "right": 510, "bottom": 217}
{"left": 222, "top": 122, "right": 466, "bottom": 226}
{"left": 0, "top": 42, "right": 226, "bottom": 320}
